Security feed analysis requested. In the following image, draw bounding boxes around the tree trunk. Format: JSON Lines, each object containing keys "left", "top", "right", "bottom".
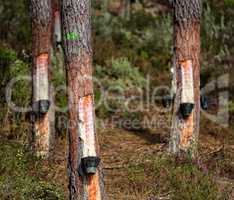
{"left": 48, "top": 0, "right": 65, "bottom": 154}
{"left": 120, "top": 0, "right": 131, "bottom": 20}
{"left": 52, "top": 0, "right": 62, "bottom": 50}
{"left": 61, "top": 0, "right": 105, "bottom": 199}
{"left": 30, "top": 0, "right": 54, "bottom": 157}
{"left": 169, "top": 0, "right": 201, "bottom": 158}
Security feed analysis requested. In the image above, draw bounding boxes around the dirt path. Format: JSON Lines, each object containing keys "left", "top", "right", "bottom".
{"left": 99, "top": 127, "right": 167, "bottom": 199}
{"left": 52, "top": 110, "right": 234, "bottom": 199}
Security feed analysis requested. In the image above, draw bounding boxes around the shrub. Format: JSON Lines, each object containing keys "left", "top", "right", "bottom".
{"left": 94, "top": 57, "right": 146, "bottom": 118}
{"left": 0, "top": 141, "right": 65, "bottom": 200}
{"left": 126, "top": 155, "right": 226, "bottom": 200}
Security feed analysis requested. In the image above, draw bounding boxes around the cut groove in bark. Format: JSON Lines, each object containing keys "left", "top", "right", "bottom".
{"left": 34, "top": 54, "right": 49, "bottom": 101}
{"left": 180, "top": 113, "right": 194, "bottom": 149}
{"left": 87, "top": 174, "right": 101, "bottom": 200}
{"left": 34, "top": 112, "right": 50, "bottom": 156}
{"left": 78, "top": 95, "right": 96, "bottom": 158}
{"left": 181, "top": 60, "right": 194, "bottom": 104}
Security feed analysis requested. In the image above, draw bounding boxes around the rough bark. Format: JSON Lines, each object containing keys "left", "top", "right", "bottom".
{"left": 120, "top": 0, "right": 131, "bottom": 20}
{"left": 61, "top": 0, "right": 105, "bottom": 199}
{"left": 169, "top": 0, "right": 201, "bottom": 157}
{"left": 30, "top": 0, "right": 54, "bottom": 157}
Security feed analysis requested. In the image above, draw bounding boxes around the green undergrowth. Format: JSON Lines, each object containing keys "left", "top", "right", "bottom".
{"left": 126, "top": 155, "right": 230, "bottom": 200}
{"left": 0, "top": 141, "right": 65, "bottom": 200}
{"left": 95, "top": 57, "right": 146, "bottom": 118}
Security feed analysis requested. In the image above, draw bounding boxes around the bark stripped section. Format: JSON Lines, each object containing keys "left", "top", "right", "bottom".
{"left": 170, "top": 0, "right": 201, "bottom": 157}
{"left": 30, "top": 0, "right": 53, "bottom": 157}
{"left": 52, "top": 0, "right": 62, "bottom": 48}
{"left": 180, "top": 60, "right": 194, "bottom": 104}
{"left": 61, "top": 0, "right": 104, "bottom": 199}
{"left": 78, "top": 95, "right": 97, "bottom": 158}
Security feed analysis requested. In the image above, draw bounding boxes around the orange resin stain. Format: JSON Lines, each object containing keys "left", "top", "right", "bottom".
{"left": 35, "top": 112, "right": 50, "bottom": 154}
{"left": 36, "top": 53, "right": 49, "bottom": 70}
{"left": 180, "top": 113, "right": 194, "bottom": 148}
{"left": 87, "top": 174, "right": 99, "bottom": 200}
{"left": 37, "top": 112, "right": 49, "bottom": 134}
{"left": 180, "top": 60, "right": 192, "bottom": 71}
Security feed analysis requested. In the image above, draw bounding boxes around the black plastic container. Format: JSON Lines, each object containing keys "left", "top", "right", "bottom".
{"left": 162, "top": 95, "right": 173, "bottom": 108}
{"left": 32, "top": 100, "right": 50, "bottom": 115}
{"left": 180, "top": 103, "right": 194, "bottom": 119}
{"left": 201, "top": 95, "right": 208, "bottom": 110}
{"left": 81, "top": 156, "right": 101, "bottom": 175}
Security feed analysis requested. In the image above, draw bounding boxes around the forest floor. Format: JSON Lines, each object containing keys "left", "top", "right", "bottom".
{"left": 1, "top": 106, "right": 234, "bottom": 199}
{"left": 1, "top": 101, "right": 234, "bottom": 199}
{"left": 48, "top": 107, "right": 234, "bottom": 200}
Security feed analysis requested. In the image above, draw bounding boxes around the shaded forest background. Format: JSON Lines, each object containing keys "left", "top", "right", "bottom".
{"left": 0, "top": 0, "right": 234, "bottom": 199}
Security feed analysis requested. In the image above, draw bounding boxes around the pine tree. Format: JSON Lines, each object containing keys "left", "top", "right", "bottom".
{"left": 170, "top": 0, "right": 202, "bottom": 157}
{"left": 61, "top": 0, "right": 105, "bottom": 199}
{"left": 30, "top": 0, "right": 54, "bottom": 157}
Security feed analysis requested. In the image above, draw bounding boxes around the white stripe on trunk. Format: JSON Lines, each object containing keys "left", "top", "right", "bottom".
{"left": 181, "top": 60, "right": 194, "bottom": 104}
{"left": 34, "top": 54, "right": 49, "bottom": 101}
{"left": 54, "top": 11, "right": 61, "bottom": 42}
{"left": 78, "top": 95, "right": 96, "bottom": 157}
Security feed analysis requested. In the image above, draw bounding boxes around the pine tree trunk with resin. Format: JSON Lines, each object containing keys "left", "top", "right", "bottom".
{"left": 30, "top": 0, "right": 54, "bottom": 157}
{"left": 61, "top": 0, "right": 105, "bottom": 199}
{"left": 52, "top": 0, "right": 62, "bottom": 50}
{"left": 169, "top": 0, "right": 202, "bottom": 157}
{"left": 120, "top": 0, "right": 131, "bottom": 20}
